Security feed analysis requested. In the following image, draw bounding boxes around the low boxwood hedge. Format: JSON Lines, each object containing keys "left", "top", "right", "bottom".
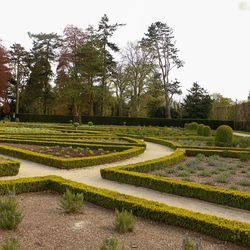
{"left": 0, "top": 157, "right": 20, "bottom": 176}
{"left": 0, "top": 176, "right": 249, "bottom": 247}
{"left": 0, "top": 144, "right": 145, "bottom": 169}
{"left": 101, "top": 138, "right": 250, "bottom": 210}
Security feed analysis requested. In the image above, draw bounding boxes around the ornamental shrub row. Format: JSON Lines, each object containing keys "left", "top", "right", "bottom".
{"left": 0, "top": 176, "right": 249, "bottom": 247}
{"left": 0, "top": 157, "right": 20, "bottom": 177}
{"left": 15, "top": 113, "right": 235, "bottom": 129}
{"left": 0, "top": 138, "right": 142, "bottom": 151}
{"left": 0, "top": 144, "right": 145, "bottom": 169}
{"left": 0, "top": 136, "right": 145, "bottom": 148}
{"left": 101, "top": 137, "right": 250, "bottom": 210}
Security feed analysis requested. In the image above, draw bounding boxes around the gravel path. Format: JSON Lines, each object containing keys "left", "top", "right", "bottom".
{"left": 1, "top": 142, "right": 250, "bottom": 224}
{"left": 234, "top": 132, "right": 250, "bottom": 137}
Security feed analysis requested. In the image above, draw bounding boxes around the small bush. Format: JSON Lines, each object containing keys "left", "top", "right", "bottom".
{"left": 88, "top": 121, "right": 93, "bottom": 127}
{"left": 73, "top": 122, "right": 80, "bottom": 130}
{"left": 185, "top": 122, "right": 199, "bottom": 130}
{"left": 0, "top": 196, "right": 23, "bottom": 230}
{"left": 114, "top": 209, "right": 134, "bottom": 233}
{"left": 0, "top": 238, "right": 21, "bottom": 250}
{"left": 203, "top": 125, "right": 211, "bottom": 137}
{"left": 59, "top": 189, "right": 84, "bottom": 213}
{"left": 182, "top": 236, "right": 201, "bottom": 250}
{"left": 238, "top": 179, "right": 250, "bottom": 187}
{"left": 239, "top": 154, "right": 250, "bottom": 162}
{"left": 14, "top": 118, "right": 19, "bottom": 123}
{"left": 100, "top": 237, "right": 121, "bottom": 250}
{"left": 197, "top": 124, "right": 205, "bottom": 136}
{"left": 215, "top": 125, "right": 233, "bottom": 147}
{"left": 195, "top": 154, "right": 205, "bottom": 161}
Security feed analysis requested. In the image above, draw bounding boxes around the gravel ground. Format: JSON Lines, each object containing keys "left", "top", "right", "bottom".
{"left": 0, "top": 192, "right": 247, "bottom": 250}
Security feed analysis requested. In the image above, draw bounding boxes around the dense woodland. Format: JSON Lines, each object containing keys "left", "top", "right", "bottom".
{"left": 0, "top": 15, "right": 249, "bottom": 120}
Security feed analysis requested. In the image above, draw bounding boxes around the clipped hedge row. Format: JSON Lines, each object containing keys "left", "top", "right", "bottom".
{"left": 0, "top": 176, "right": 249, "bottom": 247}
{"left": 16, "top": 113, "right": 235, "bottom": 129}
{"left": 185, "top": 148, "right": 250, "bottom": 158}
{"left": 0, "top": 138, "right": 141, "bottom": 151}
{"left": 0, "top": 144, "right": 145, "bottom": 169}
{"left": 101, "top": 138, "right": 250, "bottom": 210}
{"left": 0, "top": 135, "right": 146, "bottom": 148}
{"left": 0, "top": 157, "right": 20, "bottom": 176}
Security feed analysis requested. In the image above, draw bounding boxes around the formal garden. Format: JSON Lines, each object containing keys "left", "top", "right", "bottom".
{"left": 0, "top": 119, "right": 249, "bottom": 250}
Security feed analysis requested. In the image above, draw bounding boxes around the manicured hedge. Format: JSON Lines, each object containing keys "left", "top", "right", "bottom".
{"left": 16, "top": 114, "right": 234, "bottom": 129}
{"left": 0, "top": 157, "right": 20, "bottom": 176}
{"left": 0, "top": 144, "right": 145, "bottom": 169}
{"left": 0, "top": 135, "right": 145, "bottom": 148}
{"left": 101, "top": 138, "right": 250, "bottom": 210}
{"left": 0, "top": 138, "right": 141, "bottom": 151}
{"left": 185, "top": 148, "right": 250, "bottom": 158}
{"left": 0, "top": 176, "right": 249, "bottom": 247}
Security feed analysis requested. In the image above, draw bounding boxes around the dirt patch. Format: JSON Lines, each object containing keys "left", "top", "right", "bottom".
{"left": 151, "top": 155, "right": 250, "bottom": 192}
{"left": 1, "top": 143, "right": 113, "bottom": 158}
{"left": 0, "top": 192, "right": 247, "bottom": 250}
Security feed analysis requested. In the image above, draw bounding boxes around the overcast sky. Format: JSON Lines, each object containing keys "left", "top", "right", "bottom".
{"left": 1, "top": 0, "right": 250, "bottom": 101}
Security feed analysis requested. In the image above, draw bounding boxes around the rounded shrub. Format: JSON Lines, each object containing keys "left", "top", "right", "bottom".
{"left": 203, "top": 125, "right": 211, "bottom": 137}
{"left": 88, "top": 121, "right": 93, "bottom": 127}
{"left": 197, "top": 124, "right": 205, "bottom": 136}
{"left": 185, "top": 122, "right": 199, "bottom": 130}
{"left": 215, "top": 125, "right": 233, "bottom": 147}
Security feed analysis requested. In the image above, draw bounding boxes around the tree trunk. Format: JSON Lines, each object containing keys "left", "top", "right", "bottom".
{"left": 15, "top": 68, "right": 20, "bottom": 114}
{"left": 89, "top": 78, "right": 94, "bottom": 116}
{"left": 164, "top": 86, "right": 171, "bottom": 118}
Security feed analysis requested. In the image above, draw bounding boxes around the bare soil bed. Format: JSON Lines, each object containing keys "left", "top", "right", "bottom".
{"left": 150, "top": 155, "right": 250, "bottom": 192}
{"left": 0, "top": 143, "right": 113, "bottom": 158}
{"left": 0, "top": 192, "right": 247, "bottom": 250}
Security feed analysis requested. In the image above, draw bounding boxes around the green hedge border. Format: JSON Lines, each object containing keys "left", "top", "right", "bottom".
{"left": 0, "top": 144, "right": 145, "bottom": 169}
{"left": 0, "top": 135, "right": 145, "bottom": 148}
{"left": 0, "top": 157, "right": 20, "bottom": 177}
{"left": 101, "top": 138, "right": 250, "bottom": 210}
{"left": 0, "top": 176, "right": 249, "bottom": 247}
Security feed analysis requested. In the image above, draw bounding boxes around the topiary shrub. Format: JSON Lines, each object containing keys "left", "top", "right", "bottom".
{"left": 197, "top": 124, "right": 205, "bottom": 136}
{"left": 73, "top": 122, "right": 80, "bottom": 130}
{"left": 185, "top": 122, "right": 199, "bottom": 130}
{"left": 215, "top": 125, "right": 233, "bottom": 147}
{"left": 88, "top": 121, "right": 93, "bottom": 127}
{"left": 203, "top": 125, "right": 211, "bottom": 137}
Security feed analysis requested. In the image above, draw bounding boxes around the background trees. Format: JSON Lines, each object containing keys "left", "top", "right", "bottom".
{"left": 141, "top": 22, "right": 184, "bottom": 118}
{"left": 1, "top": 16, "right": 240, "bottom": 121}
{"left": 182, "top": 82, "right": 212, "bottom": 119}
{"left": 0, "top": 42, "right": 11, "bottom": 115}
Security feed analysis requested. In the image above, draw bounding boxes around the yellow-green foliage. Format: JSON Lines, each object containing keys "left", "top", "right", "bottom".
{"left": 0, "top": 176, "right": 249, "bottom": 247}
{"left": 0, "top": 158, "right": 20, "bottom": 177}
{"left": 197, "top": 124, "right": 205, "bottom": 136}
{"left": 215, "top": 125, "right": 233, "bottom": 147}
{"left": 0, "top": 144, "right": 144, "bottom": 169}
{"left": 203, "top": 125, "right": 211, "bottom": 137}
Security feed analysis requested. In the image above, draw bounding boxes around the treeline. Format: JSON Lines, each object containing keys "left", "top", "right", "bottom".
{"left": 0, "top": 14, "right": 246, "bottom": 119}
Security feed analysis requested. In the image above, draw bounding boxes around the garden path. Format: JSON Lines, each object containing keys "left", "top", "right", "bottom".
{"left": 1, "top": 142, "right": 250, "bottom": 224}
